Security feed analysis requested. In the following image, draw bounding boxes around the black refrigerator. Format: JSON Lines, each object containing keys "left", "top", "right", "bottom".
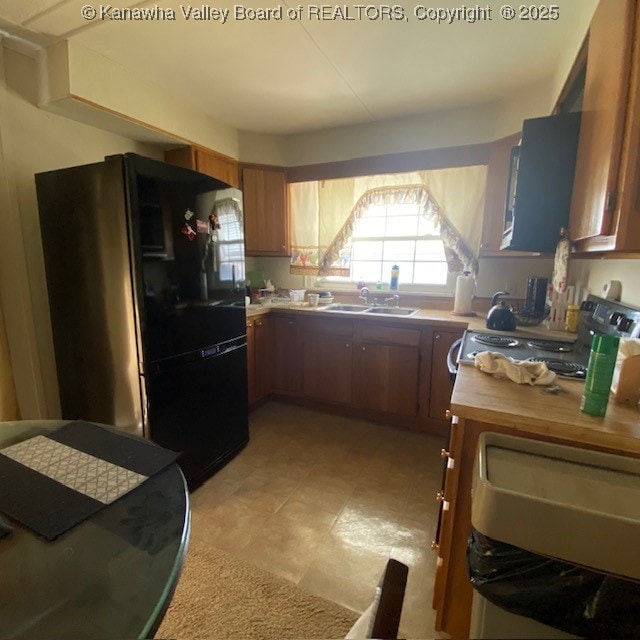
{"left": 35, "top": 153, "right": 249, "bottom": 488}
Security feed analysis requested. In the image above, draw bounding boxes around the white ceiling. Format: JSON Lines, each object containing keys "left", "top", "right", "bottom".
{"left": 0, "top": 0, "right": 593, "bottom": 134}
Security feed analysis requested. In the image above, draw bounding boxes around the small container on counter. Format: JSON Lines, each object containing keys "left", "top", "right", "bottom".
{"left": 565, "top": 304, "right": 580, "bottom": 333}
{"left": 580, "top": 335, "right": 620, "bottom": 417}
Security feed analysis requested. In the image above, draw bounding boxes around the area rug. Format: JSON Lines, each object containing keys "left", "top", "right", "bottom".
{"left": 156, "top": 538, "right": 359, "bottom": 639}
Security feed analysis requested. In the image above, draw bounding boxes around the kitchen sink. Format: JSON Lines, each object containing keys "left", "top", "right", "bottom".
{"left": 321, "top": 304, "right": 371, "bottom": 313}
{"left": 364, "top": 307, "right": 419, "bottom": 316}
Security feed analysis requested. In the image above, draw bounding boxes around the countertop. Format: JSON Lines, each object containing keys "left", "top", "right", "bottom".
{"left": 246, "top": 302, "right": 575, "bottom": 340}
{"left": 451, "top": 365, "right": 640, "bottom": 456}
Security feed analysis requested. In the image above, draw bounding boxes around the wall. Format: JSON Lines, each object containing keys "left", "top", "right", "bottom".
{"left": 570, "top": 259, "right": 640, "bottom": 307}
{"left": 0, "top": 44, "right": 162, "bottom": 419}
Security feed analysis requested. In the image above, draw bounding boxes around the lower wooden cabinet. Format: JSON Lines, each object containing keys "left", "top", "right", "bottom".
{"left": 247, "top": 311, "right": 463, "bottom": 434}
{"left": 429, "top": 330, "right": 463, "bottom": 421}
{"left": 246, "top": 315, "right": 271, "bottom": 405}
{"left": 302, "top": 334, "right": 353, "bottom": 405}
{"left": 271, "top": 315, "right": 298, "bottom": 394}
{"left": 354, "top": 324, "right": 422, "bottom": 417}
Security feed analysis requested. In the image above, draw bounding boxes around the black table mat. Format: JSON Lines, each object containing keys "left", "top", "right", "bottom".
{"left": 0, "top": 420, "right": 179, "bottom": 541}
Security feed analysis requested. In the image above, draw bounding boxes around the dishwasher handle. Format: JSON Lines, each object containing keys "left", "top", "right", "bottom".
{"left": 446, "top": 338, "right": 463, "bottom": 382}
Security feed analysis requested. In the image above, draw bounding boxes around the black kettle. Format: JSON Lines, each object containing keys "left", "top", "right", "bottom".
{"left": 486, "top": 291, "right": 517, "bottom": 331}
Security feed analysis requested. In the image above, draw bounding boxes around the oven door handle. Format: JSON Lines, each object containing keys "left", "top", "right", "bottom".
{"left": 447, "top": 338, "right": 463, "bottom": 381}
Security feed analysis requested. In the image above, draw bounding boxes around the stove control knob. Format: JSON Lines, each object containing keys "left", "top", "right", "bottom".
{"left": 580, "top": 300, "right": 595, "bottom": 312}
{"left": 618, "top": 316, "right": 633, "bottom": 333}
{"left": 610, "top": 312, "right": 624, "bottom": 326}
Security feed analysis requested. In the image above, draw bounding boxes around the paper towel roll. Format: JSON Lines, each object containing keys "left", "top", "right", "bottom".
{"left": 454, "top": 273, "right": 474, "bottom": 314}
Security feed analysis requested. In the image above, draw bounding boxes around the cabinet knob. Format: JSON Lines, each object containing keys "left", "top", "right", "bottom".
{"left": 256, "top": 321, "right": 263, "bottom": 326}
{"left": 289, "top": 321, "right": 294, "bottom": 326}
{"left": 362, "top": 346, "right": 366, "bottom": 351}
{"left": 436, "top": 491, "right": 445, "bottom": 503}
{"left": 440, "top": 449, "right": 451, "bottom": 459}
{"left": 435, "top": 334, "right": 441, "bottom": 340}
{"left": 430, "top": 541, "right": 439, "bottom": 550}
{"left": 445, "top": 409, "right": 452, "bottom": 420}
{"left": 345, "top": 343, "right": 350, "bottom": 348}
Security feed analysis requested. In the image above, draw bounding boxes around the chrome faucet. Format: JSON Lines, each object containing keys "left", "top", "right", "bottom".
{"left": 358, "top": 287, "right": 370, "bottom": 304}
{"left": 385, "top": 294, "right": 400, "bottom": 308}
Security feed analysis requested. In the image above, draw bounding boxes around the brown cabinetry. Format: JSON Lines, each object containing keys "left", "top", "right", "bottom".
{"left": 271, "top": 315, "right": 298, "bottom": 394}
{"left": 246, "top": 315, "right": 271, "bottom": 406}
{"left": 353, "top": 324, "right": 421, "bottom": 417}
{"left": 164, "top": 145, "right": 239, "bottom": 188}
{"left": 422, "top": 329, "right": 463, "bottom": 436}
{"left": 241, "top": 165, "right": 289, "bottom": 256}
{"left": 301, "top": 318, "right": 353, "bottom": 405}
{"left": 570, "top": 0, "right": 640, "bottom": 252}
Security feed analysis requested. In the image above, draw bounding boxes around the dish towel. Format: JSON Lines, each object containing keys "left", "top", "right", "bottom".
{"left": 474, "top": 351, "right": 556, "bottom": 386}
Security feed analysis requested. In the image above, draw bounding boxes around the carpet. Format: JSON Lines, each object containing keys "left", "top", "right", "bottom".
{"left": 156, "top": 538, "right": 359, "bottom": 639}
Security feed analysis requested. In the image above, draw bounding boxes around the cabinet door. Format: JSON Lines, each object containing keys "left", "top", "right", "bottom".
{"left": 354, "top": 343, "right": 420, "bottom": 417}
{"left": 429, "top": 331, "right": 462, "bottom": 421}
{"left": 242, "top": 167, "right": 289, "bottom": 256}
{"left": 302, "top": 335, "right": 352, "bottom": 405}
{"left": 195, "top": 149, "right": 239, "bottom": 188}
{"left": 246, "top": 319, "right": 256, "bottom": 405}
{"left": 570, "top": 0, "right": 635, "bottom": 242}
{"left": 254, "top": 316, "right": 271, "bottom": 401}
{"left": 272, "top": 315, "right": 298, "bottom": 394}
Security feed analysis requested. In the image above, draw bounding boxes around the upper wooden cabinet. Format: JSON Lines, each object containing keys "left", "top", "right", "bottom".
{"left": 570, "top": 0, "right": 640, "bottom": 252}
{"left": 164, "top": 145, "right": 239, "bottom": 188}
{"left": 241, "top": 165, "right": 290, "bottom": 256}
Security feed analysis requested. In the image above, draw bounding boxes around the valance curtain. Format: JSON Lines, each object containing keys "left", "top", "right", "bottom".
{"left": 289, "top": 166, "right": 487, "bottom": 277}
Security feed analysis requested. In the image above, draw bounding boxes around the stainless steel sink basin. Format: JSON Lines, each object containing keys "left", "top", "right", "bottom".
{"left": 321, "top": 304, "right": 371, "bottom": 313}
{"left": 364, "top": 307, "right": 419, "bottom": 316}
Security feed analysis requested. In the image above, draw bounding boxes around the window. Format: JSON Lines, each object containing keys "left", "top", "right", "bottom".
{"left": 216, "top": 207, "right": 245, "bottom": 282}
{"left": 325, "top": 201, "right": 449, "bottom": 287}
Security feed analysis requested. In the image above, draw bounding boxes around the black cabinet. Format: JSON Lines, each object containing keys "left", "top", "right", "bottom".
{"left": 501, "top": 112, "right": 581, "bottom": 253}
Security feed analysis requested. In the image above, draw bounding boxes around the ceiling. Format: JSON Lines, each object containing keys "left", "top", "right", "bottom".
{"left": 0, "top": 0, "right": 593, "bottom": 135}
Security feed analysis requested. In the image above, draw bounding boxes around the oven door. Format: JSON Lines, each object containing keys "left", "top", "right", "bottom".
{"left": 446, "top": 338, "right": 462, "bottom": 382}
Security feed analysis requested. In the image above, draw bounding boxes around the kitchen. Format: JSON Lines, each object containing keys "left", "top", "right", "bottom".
{"left": 2, "top": 0, "right": 640, "bottom": 637}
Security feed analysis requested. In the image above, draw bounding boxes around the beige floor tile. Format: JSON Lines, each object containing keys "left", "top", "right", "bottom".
{"left": 276, "top": 497, "right": 338, "bottom": 533}
{"left": 298, "top": 535, "right": 389, "bottom": 612}
{"left": 238, "top": 513, "right": 326, "bottom": 583}
{"left": 190, "top": 497, "right": 269, "bottom": 553}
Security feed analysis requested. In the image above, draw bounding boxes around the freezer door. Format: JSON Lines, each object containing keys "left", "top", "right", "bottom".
{"left": 144, "top": 342, "right": 249, "bottom": 488}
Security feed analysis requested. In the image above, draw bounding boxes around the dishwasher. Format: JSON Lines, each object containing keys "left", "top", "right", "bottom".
{"left": 469, "top": 432, "right": 640, "bottom": 639}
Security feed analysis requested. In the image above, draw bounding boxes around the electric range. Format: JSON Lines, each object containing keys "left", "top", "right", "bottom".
{"left": 457, "top": 294, "right": 640, "bottom": 380}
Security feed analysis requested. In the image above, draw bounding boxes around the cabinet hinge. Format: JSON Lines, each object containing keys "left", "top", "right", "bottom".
{"left": 605, "top": 190, "right": 618, "bottom": 212}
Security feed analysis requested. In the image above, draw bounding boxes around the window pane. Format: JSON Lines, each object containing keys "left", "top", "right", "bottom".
{"left": 351, "top": 261, "right": 382, "bottom": 282}
{"left": 414, "top": 262, "right": 448, "bottom": 284}
{"left": 383, "top": 240, "right": 415, "bottom": 262}
{"left": 219, "top": 261, "right": 245, "bottom": 282}
{"left": 387, "top": 204, "right": 419, "bottom": 217}
{"left": 353, "top": 216, "right": 385, "bottom": 237}
{"left": 416, "top": 239, "right": 446, "bottom": 260}
{"left": 352, "top": 240, "right": 383, "bottom": 261}
{"left": 367, "top": 204, "right": 387, "bottom": 217}
{"left": 385, "top": 216, "right": 419, "bottom": 237}
{"left": 382, "top": 261, "right": 415, "bottom": 285}
{"left": 417, "top": 216, "right": 440, "bottom": 235}
{"left": 218, "top": 213, "right": 242, "bottom": 241}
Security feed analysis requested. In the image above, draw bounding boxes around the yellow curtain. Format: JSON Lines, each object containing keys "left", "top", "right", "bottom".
{"left": 0, "top": 300, "right": 20, "bottom": 421}
{"left": 289, "top": 166, "right": 487, "bottom": 276}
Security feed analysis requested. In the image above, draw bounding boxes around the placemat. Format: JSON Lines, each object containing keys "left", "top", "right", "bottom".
{"left": 0, "top": 420, "right": 179, "bottom": 541}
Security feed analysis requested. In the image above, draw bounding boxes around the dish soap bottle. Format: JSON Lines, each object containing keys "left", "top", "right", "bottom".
{"left": 390, "top": 265, "right": 399, "bottom": 291}
{"left": 580, "top": 334, "right": 620, "bottom": 417}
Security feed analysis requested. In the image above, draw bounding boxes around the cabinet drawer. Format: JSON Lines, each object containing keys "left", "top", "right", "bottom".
{"left": 303, "top": 317, "right": 354, "bottom": 337}
{"left": 360, "top": 324, "right": 420, "bottom": 347}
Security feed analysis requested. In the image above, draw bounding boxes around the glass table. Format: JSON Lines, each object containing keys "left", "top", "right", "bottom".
{"left": 0, "top": 420, "right": 190, "bottom": 639}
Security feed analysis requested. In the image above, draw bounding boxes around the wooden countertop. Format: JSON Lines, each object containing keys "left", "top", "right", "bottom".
{"left": 451, "top": 365, "right": 640, "bottom": 455}
{"left": 246, "top": 303, "right": 575, "bottom": 340}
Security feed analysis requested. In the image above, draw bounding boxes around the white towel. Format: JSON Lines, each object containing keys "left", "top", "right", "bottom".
{"left": 474, "top": 351, "right": 557, "bottom": 386}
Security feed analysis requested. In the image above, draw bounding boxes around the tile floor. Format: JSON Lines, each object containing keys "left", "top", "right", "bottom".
{"left": 189, "top": 401, "right": 447, "bottom": 638}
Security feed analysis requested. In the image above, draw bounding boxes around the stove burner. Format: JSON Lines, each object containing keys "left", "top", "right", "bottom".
{"left": 472, "top": 334, "right": 520, "bottom": 348}
{"left": 527, "top": 357, "right": 587, "bottom": 378}
{"left": 527, "top": 340, "right": 573, "bottom": 353}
